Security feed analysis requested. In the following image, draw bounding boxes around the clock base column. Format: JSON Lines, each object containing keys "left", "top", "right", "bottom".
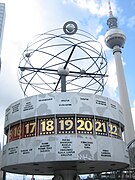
{"left": 53, "top": 170, "right": 79, "bottom": 180}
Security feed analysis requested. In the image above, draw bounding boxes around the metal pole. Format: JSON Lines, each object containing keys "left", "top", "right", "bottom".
{"left": 2, "top": 171, "right": 6, "bottom": 180}
{"left": 61, "top": 75, "right": 66, "bottom": 92}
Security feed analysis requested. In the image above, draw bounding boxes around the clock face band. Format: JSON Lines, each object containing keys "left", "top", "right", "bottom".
{"left": 6, "top": 114, "right": 123, "bottom": 143}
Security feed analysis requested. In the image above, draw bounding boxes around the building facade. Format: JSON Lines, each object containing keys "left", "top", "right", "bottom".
{"left": 0, "top": 4, "right": 5, "bottom": 178}
{"left": 0, "top": 143, "right": 3, "bottom": 179}
{"left": 0, "top": 3, "right": 5, "bottom": 71}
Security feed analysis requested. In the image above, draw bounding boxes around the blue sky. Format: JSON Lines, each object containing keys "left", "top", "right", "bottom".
{"left": 0, "top": 0, "right": 135, "bottom": 179}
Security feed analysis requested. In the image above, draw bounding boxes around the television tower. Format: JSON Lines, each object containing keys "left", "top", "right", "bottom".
{"left": 105, "top": 0, "right": 135, "bottom": 144}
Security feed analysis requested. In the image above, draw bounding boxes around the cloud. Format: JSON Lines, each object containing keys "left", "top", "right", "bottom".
{"left": 4, "top": 0, "right": 45, "bottom": 41}
{"left": 127, "top": 16, "right": 135, "bottom": 29}
{"left": 103, "top": 58, "right": 119, "bottom": 101}
{"left": 98, "top": 35, "right": 109, "bottom": 51}
{"left": 70, "top": 0, "right": 119, "bottom": 17}
{"left": 96, "top": 24, "right": 103, "bottom": 34}
{"left": 70, "top": 0, "right": 110, "bottom": 17}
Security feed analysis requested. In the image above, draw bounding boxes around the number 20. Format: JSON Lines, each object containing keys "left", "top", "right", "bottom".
{"left": 77, "top": 119, "right": 93, "bottom": 131}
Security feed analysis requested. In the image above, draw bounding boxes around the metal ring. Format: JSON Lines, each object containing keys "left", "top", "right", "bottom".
{"left": 63, "top": 21, "right": 78, "bottom": 35}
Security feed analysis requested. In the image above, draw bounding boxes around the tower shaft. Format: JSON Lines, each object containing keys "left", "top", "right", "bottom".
{"left": 105, "top": 0, "right": 135, "bottom": 144}
{"left": 113, "top": 46, "right": 135, "bottom": 144}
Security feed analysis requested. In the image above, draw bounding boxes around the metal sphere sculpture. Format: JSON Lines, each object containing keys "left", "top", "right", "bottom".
{"left": 18, "top": 21, "right": 108, "bottom": 96}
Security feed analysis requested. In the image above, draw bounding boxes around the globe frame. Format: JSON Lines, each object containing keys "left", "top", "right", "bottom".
{"left": 18, "top": 21, "right": 108, "bottom": 96}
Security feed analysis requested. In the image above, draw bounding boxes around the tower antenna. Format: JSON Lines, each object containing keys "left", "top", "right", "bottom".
{"left": 108, "top": 0, "right": 113, "bottom": 17}
{"left": 107, "top": 0, "right": 118, "bottom": 28}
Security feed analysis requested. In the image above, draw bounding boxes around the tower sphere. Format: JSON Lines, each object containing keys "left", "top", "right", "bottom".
{"left": 105, "top": 28, "right": 126, "bottom": 49}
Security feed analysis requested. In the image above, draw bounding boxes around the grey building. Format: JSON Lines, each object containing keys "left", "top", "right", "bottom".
{"left": 0, "top": 3, "right": 5, "bottom": 178}
{"left": 0, "top": 3, "right": 5, "bottom": 71}
{"left": 0, "top": 143, "right": 3, "bottom": 179}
